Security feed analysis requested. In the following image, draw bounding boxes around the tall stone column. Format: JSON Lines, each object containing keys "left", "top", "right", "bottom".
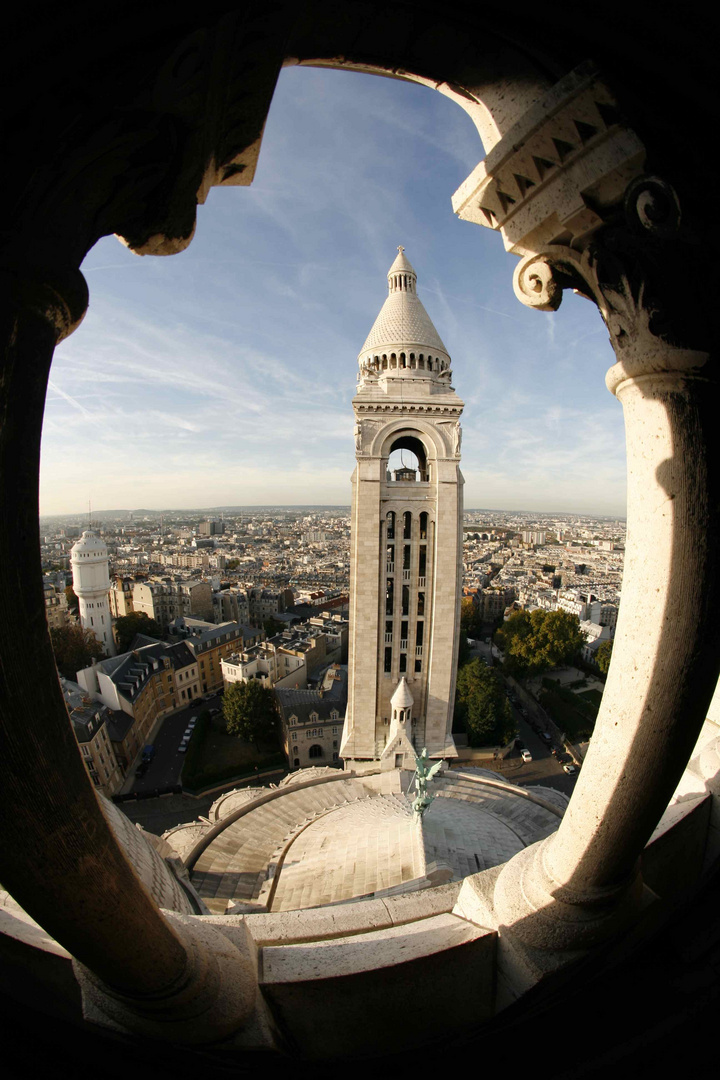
{"left": 0, "top": 267, "right": 255, "bottom": 1039}
{"left": 488, "top": 178, "right": 720, "bottom": 950}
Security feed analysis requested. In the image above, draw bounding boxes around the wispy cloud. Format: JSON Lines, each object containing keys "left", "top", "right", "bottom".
{"left": 40, "top": 66, "right": 625, "bottom": 517}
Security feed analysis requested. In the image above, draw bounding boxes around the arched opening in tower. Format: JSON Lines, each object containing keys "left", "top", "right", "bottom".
{"left": 387, "top": 437, "right": 427, "bottom": 482}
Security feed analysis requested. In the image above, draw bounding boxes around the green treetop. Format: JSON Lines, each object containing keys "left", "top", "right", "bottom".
{"left": 494, "top": 609, "right": 586, "bottom": 677}
{"left": 454, "top": 658, "right": 515, "bottom": 747}
{"left": 114, "top": 611, "right": 163, "bottom": 652}
{"left": 223, "top": 680, "right": 278, "bottom": 748}
{"left": 596, "top": 639, "right": 614, "bottom": 675}
{"left": 50, "top": 624, "right": 105, "bottom": 679}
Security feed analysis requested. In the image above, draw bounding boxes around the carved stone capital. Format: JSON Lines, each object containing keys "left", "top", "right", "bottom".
{"left": 511, "top": 172, "right": 712, "bottom": 395}
{"left": 452, "top": 61, "right": 645, "bottom": 257}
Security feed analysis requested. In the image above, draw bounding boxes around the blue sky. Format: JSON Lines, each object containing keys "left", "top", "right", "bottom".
{"left": 40, "top": 65, "right": 626, "bottom": 517}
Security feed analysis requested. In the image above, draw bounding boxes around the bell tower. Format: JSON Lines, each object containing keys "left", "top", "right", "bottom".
{"left": 341, "top": 248, "right": 464, "bottom": 770}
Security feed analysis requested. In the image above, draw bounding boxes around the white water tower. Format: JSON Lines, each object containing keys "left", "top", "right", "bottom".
{"left": 70, "top": 530, "right": 116, "bottom": 657}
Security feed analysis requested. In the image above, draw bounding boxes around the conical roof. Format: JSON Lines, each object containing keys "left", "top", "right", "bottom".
{"left": 391, "top": 676, "right": 414, "bottom": 710}
{"left": 359, "top": 248, "right": 449, "bottom": 358}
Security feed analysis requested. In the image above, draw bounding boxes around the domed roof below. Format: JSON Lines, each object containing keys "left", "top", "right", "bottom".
{"left": 71, "top": 529, "right": 107, "bottom": 555}
{"left": 186, "top": 769, "right": 566, "bottom": 915}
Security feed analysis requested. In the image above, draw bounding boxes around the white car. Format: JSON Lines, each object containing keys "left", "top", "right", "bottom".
{"left": 563, "top": 764, "right": 577, "bottom": 774}
{"left": 521, "top": 749, "right": 532, "bottom": 763}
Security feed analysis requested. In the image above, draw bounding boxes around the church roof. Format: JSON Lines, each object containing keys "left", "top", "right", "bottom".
{"left": 359, "top": 248, "right": 449, "bottom": 358}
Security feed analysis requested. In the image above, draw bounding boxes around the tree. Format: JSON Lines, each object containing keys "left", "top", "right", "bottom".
{"left": 495, "top": 609, "right": 586, "bottom": 677}
{"left": 596, "top": 639, "right": 614, "bottom": 675}
{"left": 460, "top": 597, "right": 482, "bottom": 640}
{"left": 50, "top": 624, "right": 105, "bottom": 679}
{"left": 65, "top": 585, "right": 79, "bottom": 615}
{"left": 223, "top": 680, "right": 278, "bottom": 748}
{"left": 114, "top": 611, "right": 162, "bottom": 652}
{"left": 263, "top": 616, "right": 285, "bottom": 638}
{"left": 454, "top": 659, "right": 515, "bottom": 747}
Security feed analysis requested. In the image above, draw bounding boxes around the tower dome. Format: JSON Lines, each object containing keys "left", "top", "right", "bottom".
{"left": 357, "top": 246, "right": 452, "bottom": 381}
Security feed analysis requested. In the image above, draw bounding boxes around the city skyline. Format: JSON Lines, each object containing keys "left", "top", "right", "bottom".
{"left": 40, "top": 65, "right": 625, "bottom": 519}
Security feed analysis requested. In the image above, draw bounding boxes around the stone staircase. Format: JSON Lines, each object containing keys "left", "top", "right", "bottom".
{"left": 432, "top": 775, "right": 563, "bottom": 845}
{"left": 269, "top": 791, "right": 423, "bottom": 911}
{"left": 190, "top": 777, "right": 372, "bottom": 913}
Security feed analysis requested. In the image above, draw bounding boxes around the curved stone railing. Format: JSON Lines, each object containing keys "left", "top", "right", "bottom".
{"left": 184, "top": 771, "right": 364, "bottom": 871}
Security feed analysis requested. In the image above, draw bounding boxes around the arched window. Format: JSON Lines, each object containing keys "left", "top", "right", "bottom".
{"left": 386, "top": 511, "right": 395, "bottom": 540}
{"left": 308, "top": 744, "right": 323, "bottom": 760}
{"left": 387, "top": 436, "right": 427, "bottom": 481}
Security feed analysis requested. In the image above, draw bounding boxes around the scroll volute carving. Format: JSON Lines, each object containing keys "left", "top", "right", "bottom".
{"left": 513, "top": 173, "right": 710, "bottom": 366}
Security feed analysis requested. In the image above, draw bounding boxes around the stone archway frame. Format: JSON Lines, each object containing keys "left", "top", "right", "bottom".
{"left": 1, "top": 4, "right": 717, "bottom": 1052}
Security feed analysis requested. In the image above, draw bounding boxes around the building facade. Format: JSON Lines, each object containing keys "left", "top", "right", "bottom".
{"left": 340, "top": 249, "right": 464, "bottom": 770}
{"left": 276, "top": 664, "right": 347, "bottom": 770}
{"left": 61, "top": 678, "right": 124, "bottom": 797}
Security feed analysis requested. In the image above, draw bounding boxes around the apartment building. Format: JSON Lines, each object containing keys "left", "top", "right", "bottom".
{"left": 61, "top": 678, "right": 124, "bottom": 797}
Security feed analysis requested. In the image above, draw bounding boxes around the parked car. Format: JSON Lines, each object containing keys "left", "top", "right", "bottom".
{"left": 541, "top": 732, "right": 552, "bottom": 742}
{"left": 178, "top": 743, "right": 189, "bottom": 753}
{"left": 521, "top": 749, "right": 532, "bottom": 763}
{"left": 188, "top": 717, "right": 197, "bottom": 728}
{"left": 563, "top": 763, "right": 577, "bottom": 774}
{"left": 141, "top": 744, "right": 155, "bottom": 761}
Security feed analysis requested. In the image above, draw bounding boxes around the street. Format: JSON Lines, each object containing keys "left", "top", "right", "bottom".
{"left": 128, "top": 691, "right": 224, "bottom": 795}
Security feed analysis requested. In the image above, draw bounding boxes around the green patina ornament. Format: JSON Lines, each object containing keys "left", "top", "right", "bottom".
{"left": 412, "top": 747, "right": 442, "bottom": 818}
